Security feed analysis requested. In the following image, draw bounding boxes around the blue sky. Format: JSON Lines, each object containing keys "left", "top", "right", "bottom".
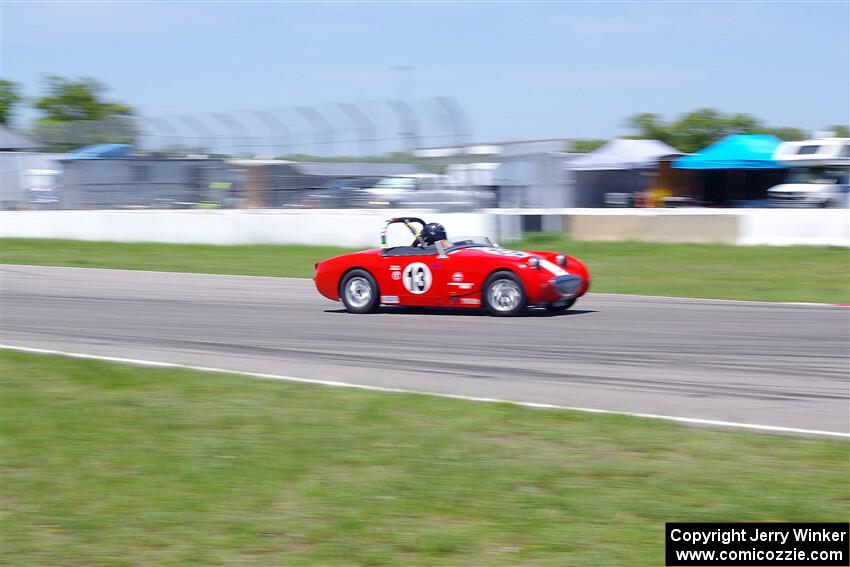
{"left": 2, "top": 1, "right": 848, "bottom": 154}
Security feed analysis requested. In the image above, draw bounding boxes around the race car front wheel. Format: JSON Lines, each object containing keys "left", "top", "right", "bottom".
{"left": 483, "top": 271, "right": 527, "bottom": 317}
{"left": 340, "top": 269, "right": 380, "bottom": 314}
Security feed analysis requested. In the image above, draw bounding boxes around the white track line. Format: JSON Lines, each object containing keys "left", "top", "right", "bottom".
{"left": 2, "top": 344, "right": 847, "bottom": 440}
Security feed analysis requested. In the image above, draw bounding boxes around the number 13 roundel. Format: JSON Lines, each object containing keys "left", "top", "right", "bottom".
{"left": 402, "top": 262, "right": 432, "bottom": 294}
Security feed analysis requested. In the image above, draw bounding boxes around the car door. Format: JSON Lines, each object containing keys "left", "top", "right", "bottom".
{"left": 435, "top": 177, "right": 462, "bottom": 210}
{"left": 380, "top": 250, "right": 446, "bottom": 307}
{"left": 403, "top": 177, "right": 424, "bottom": 208}
{"left": 434, "top": 248, "right": 487, "bottom": 308}
{"left": 424, "top": 176, "right": 454, "bottom": 210}
{"left": 406, "top": 247, "right": 482, "bottom": 308}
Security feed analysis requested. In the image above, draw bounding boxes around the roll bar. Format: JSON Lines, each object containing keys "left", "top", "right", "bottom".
{"left": 380, "top": 217, "right": 428, "bottom": 249}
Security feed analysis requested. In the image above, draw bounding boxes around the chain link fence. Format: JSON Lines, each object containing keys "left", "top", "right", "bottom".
{"left": 119, "top": 97, "right": 473, "bottom": 158}
{"left": 2, "top": 97, "right": 548, "bottom": 210}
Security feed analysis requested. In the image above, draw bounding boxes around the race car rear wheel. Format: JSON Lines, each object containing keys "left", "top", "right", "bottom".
{"left": 546, "top": 298, "right": 576, "bottom": 312}
{"left": 340, "top": 269, "right": 380, "bottom": 314}
{"left": 483, "top": 271, "right": 527, "bottom": 317}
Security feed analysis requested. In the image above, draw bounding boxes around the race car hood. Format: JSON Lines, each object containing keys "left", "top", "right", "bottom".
{"left": 459, "top": 246, "right": 571, "bottom": 277}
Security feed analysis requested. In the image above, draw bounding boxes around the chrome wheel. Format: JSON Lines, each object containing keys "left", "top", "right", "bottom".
{"left": 345, "top": 276, "right": 372, "bottom": 309}
{"left": 488, "top": 279, "right": 522, "bottom": 312}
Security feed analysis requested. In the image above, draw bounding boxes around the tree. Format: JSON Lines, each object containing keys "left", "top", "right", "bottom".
{"left": 33, "top": 76, "right": 135, "bottom": 151}
{"left": 626, "top": 113, "right": 671, "bottom": 142}
{"left": 671, "top": 108, "right": 743, "bottom": 152}
{"left": 756, "top": 127, "right": 807, "bottom": 141}
{"left": 827, "top": 125, "right": 849, "bottom": 138}
{"left": 625, "top": 108, "right": 810, "bottom": 152}
{"left": 571, "top": 139, "right": 608, "bottom": 153}
{"left": 35, "top": 76, "right": 131, "bottom": 121}
{"left": 0, "top": 79, "right": 22, "bottom": 125}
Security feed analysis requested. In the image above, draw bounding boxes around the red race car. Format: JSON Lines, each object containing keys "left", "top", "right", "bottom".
{"left": 314, "top": 217, "right": 591, "bottom": 316}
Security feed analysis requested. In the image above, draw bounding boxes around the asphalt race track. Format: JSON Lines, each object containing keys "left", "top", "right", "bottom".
{"left": 2, "top": 264, "right": 848, "bottom": 435}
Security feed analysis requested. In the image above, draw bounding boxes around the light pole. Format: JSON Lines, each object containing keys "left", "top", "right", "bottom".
{"left": 390, "top": 65, "right": 413, "bottom": 101}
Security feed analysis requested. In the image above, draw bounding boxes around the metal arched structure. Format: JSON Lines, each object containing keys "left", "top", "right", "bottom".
{"left": 296, "top": 106, "right": 334, "bottom": 156}
{"left": 338, "top": 102, "right": 376, "bottom": 157}
{"left": 251, "top": 110, "right": 292, "bottom": 157}
{"left": 211, "top": 112, "right": 252, "bottom": 155}
{"left": 387, "top": 99, "right": 420, "bottom": 152}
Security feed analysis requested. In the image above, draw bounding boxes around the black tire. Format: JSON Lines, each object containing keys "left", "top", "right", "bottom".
{"left": 483, "top": 270, "right": 527, "bottom": 317}
{"left": 546, "top": 298, "right": 576, "bottom": 312}
{"left": 339, "top": 269, "right": 380, "bottom": 314}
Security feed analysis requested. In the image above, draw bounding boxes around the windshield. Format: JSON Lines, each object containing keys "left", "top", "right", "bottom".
{"left": 320, "top": 178, "right": 379, "bottom": 190}
{"left": 373, "top": 177, "right": 417, "bottom": 190}
{"left": 815, "top": 170, "right": 849, "bottom": 184}
{"left": 785, "top": 169, "right": 817, "bottom": 183}
{"left": 786, "top": 168, "right": 849, "bottom": 185}
{"left": 446, "top": 235, "right": 494, "bottom": 249}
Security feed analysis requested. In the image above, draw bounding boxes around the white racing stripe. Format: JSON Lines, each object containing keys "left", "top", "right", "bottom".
{"left": 538, "top": 258, "right": 568, "bottom": 277}
{"left": 2, "top": 344, "right": 847, "bottom": 440}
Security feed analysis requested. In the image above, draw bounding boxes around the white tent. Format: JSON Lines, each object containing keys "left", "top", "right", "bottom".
{"left": 568, "top": 139, "right": 680, "bottom": 171}
{"left": 566, "top": 139, "right": 682, "bottom": 207}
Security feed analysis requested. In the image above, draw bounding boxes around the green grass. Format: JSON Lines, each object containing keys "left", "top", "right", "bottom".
{"left": 0, "top": 238, "right": 349, "bottom": 279}
{"left": 517, "top": 233, "right": 850, "bottom": 303}
{"left": 2, "top": 351, "right": 848, "bottom": 566}
{"left": 1, "top": 236, "right": 848, "bottom": 303}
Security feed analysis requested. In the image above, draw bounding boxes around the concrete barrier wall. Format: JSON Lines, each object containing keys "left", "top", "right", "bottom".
{"left": 0, "top": 209, "right": 499, "bottom": 248}
{"left": 566, "top": 213, "right": 740, "bottom": 244}
{"left": 492, "top": 208, "right": 849, "bottom": 247}
{"left": 1, "top": 209, "right": 847, "bottom": 247}
{"left": 737, "top": 210, "right": 850, "bottom": 247}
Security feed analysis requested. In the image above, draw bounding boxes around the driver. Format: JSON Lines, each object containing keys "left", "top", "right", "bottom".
{"left": 421, "top": 222, "right": 451, "bottom": 248}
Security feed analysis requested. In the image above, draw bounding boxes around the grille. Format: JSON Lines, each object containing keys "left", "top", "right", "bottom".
{"left": 554, "top": 274, "right": 582, "bottom": 296}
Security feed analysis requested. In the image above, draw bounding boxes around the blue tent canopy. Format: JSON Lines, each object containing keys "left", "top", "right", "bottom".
{"left": 672, "top": 134, "right": 784, "bottom": 169}
{"left": 68, "top": 144, "right": 132, "bottom": 159}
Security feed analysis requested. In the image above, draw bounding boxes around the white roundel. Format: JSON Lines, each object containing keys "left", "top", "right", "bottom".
{"left": 402, "top": 262, "right": 432, "bottom": 294}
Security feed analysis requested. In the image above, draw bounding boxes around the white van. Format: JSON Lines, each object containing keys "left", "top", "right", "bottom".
{"left": 768, "top": 137, "right": 850, "bottom": 208}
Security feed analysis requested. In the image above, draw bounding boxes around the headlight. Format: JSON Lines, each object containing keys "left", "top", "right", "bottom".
{"left": 555, "top": 254, "right": 566, "bottom": 266}
{"left": 528, "top": 257, "right": 540, "bottom": 269}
